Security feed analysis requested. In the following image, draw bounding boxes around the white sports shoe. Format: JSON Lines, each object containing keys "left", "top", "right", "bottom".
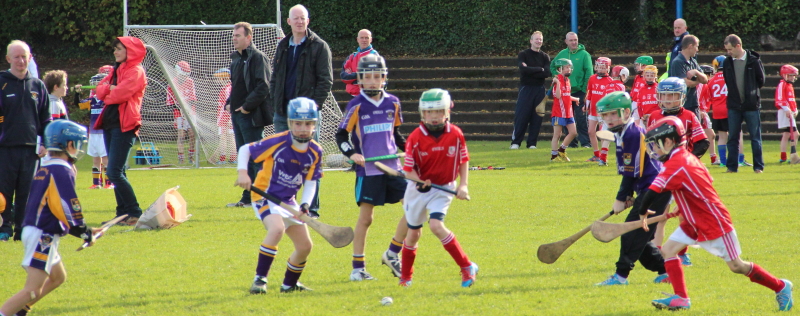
{"left": 509, "top": 144, "right": 520, "bottom": 149}
{"left": 350, "top": 268, "right": 377, "bottom": 281}
{"left": 381, "top": 251, "right": 402, "bottom": 278}
{"left": 528, "top": 145, "right": 537, "bottom": 149}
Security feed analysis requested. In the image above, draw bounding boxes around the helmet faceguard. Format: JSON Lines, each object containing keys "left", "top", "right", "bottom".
{"left": 357, "top": 55, "right": 388, "bottom": 97}
{"left": 780, "top": 65, "right": 798, "bottom": 83}
{"left": 287, "top": 97, "right": 319, "bottom": 143}
{"left": 645, "top": 116, "right": 686, "bottom": 162}
{"left": 656, "top": 78, "right": 687, "bottom": 114}
{"left": 595, "top": 57, "right": 611, "bottom": 76}
{"left": 418, "top": 88, "right": 452, "bottom": 132}
{"left": 45, "top": 120, "right": 88, "bottom": 163}
{"left": 596, "top": 91, "right": 632, "bottom": 133}
{"left": 554, "top": 58, "right": 573, "bottom": 77}
{"left": 643, "top": 65, "right": 658, "bottom": 85}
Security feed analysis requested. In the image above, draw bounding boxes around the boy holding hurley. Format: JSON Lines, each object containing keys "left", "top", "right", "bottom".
{"left": 397, "top": 89, "right": 477, "bottom": 287}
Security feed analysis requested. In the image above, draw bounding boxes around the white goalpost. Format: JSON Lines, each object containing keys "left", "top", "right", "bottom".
{"left": 123, "top": 0, "right": 343, "bottom": 168}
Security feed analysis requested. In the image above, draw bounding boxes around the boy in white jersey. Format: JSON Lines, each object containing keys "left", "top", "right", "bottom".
{"left": 335, "top": 54, "right": 409, "bottom": 281}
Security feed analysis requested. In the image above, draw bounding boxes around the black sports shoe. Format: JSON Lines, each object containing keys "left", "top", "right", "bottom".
{"left": 308, "top": 210, "right": 320, "bottom": 219}
{"left": 280, "top": 282, "right": 313, "bottom": 293}
{"left": 227, "top": 201, "right": 251, "bottom": 208}
{"left": 249, "top": 276, "right": 267, "bottom": 294}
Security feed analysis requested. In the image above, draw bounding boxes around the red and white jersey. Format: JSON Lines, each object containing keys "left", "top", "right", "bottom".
{"left": 166, "top": 77, "right": 198, "bottom": 118}
{"left": 630, "top": 74, "right": 646, "bottom": 100}
{"left": 775, "top": 79, "right": 797, "bottom": 112}
{"left": 217, "top": 82, "right": 232, "bottom": 127}
{"left": 702, "top": 73, "right": 728, "bottom": 119}
{"left": 633, "top": 82, "right": 659, "bottom": 119}
{"left": 585, "top": 75, "right": 615, "bottom": 116}
{"left": 552, "top": 74, "right": 573, "bottom": 119}
{"left": 696, "top": 83, "right": 710, "bottom": 112}
{"left": 648, "top": 108, "right": 707, "bottom": 152}
{"left": 403, "top": 122, "right": 469, "bottom": 186}
{"left": 649, "top": 147, "right": 734, "bottom": 242}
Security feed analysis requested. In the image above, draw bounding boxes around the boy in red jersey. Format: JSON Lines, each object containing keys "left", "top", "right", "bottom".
{"left": 637, "top": 116, "right": 793, "bottom": 311}
{"left": 634, "top": 65, "right": 660, "bottom": 127}
{"left": 397, "top": 88, "right": 476, "bottom": 288}
{"left": 776, "top": 65, "right": 798, "bottom": 163}
{"left": 550, "top": 59, "right": 579, "bottom": 162}
{"left": 584, "top": 57, "right": 615, "bottom": 165}
{"left": 630, "top": 56, "right": 654, "bottom": 102}
{"left": 696, "top": 65, "right": 718, "bottom": 165}
{"left": 166, "top": 61, "right": 198, "bottom": 164}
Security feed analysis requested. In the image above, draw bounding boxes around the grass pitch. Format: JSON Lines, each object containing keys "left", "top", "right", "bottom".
{"left": 1, "top": 141, "right": 798, "bottom": 315}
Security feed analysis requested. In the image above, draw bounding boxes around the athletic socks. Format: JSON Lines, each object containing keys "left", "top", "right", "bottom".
{"left": 441, "top": 232, "right": 471, "bottom": 268}
{"left": 747, "top": 263, "right": 786, "bottom": 292}
{"left": 92, "top": 167, "right": 102, "bottom": 186}
{"left": 559, "top": 144, "right": 567, "bottom": 152}
{"left": 710, "top": 153, "right": 717, "bottom": 163}
{"left": 739, "top": 153, "right": 745, "bottom": 164}
{"left": 664, "top": 257, "right": 688, "bottom": 298}
{"left": 594, "top": 150, "right": 600, "bottom": 158}
{"left": 352, "top": 254, "right": 366, "bottom": 269}
{"left": 718, "top": 145, "right": 727, "bottom": 165}
{"left": 178, "top": 153, "right": 185, "bottom": 162}
{"left": 282, "top": 260, "right": 306, "bottom": 287}
{"left": 401, "top": 245, "right": 417, "bottom": 280}
{"left": 387, "top": 238, "right": 403, "bottom": 258}
{"left": 256, "top": 244, "right": 278, "bottom": 277}
{"left": 677, "top": 247, "right": 687, "bottom": 256}
{"left": 189, "top": 149, "right": 196, "bottom": 161}
{"left": 781, "top": 152, "right": 787, "bottom": 161}
{"left": 600, "top": 147, "right": 609, "bottom": 162}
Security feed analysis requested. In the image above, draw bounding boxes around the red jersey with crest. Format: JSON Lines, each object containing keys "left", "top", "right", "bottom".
{"left": 630, "top": 74, "right": 646, "bottom": 100}
{"left": 609, "top": 80, "right": 626, "bottom": 93}
{"left": 633, "top": 82, "right": 659, "bottom": 119}
{"left": 696, "top": 83, "right": 710, "bottom": 112}
{"left": 585, "top": 75, "right": 615, "bottom": 116}
{"left": 166, "top": 77, "right": 198, "bottom": 118}
{"left": 552, "top": 74, "right": 573, "bottom": 119}
{"left": 775, "top": 79, "right": 797, "bottom": 112}
{"left": 700, "top": 73, "right": 728, "bottom": 119}
{"left": 403, "top": 122, "right": 469, "bottom": 186}
{"left": 647, "top": 108, "right": 707, "bottom": 152}
{"left": 649, "top": 147, "right": 734, "bottom": 241}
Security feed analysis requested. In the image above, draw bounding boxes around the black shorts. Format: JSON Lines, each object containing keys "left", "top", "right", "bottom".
{"left": 354, "top": 174, "right": 406, "bottom": 206}
{"left": 712, "top": 118, "right": 729, "bottom": 132}
{"left": 778, "top": 127, "right": 793, "bottom": 133}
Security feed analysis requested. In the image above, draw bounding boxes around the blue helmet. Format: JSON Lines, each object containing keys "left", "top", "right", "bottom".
{"left": 656, "top": 77, "right": 686, "bottom": 114}
{"left": 287, "top": 97, "right": 319, "bottom": 143}
{"left": 45, "top": 120, "right": 88, "bottom": 160}
{"left": 712, "top": 55, "right": 726, "bottom": 70}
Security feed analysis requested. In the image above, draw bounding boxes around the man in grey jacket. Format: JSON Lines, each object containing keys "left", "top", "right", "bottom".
{"left": 269, "top": 4, "right": 332, "bottom": 218}
{"left": 226, "top": 22, "right": 272, "bottom": 208}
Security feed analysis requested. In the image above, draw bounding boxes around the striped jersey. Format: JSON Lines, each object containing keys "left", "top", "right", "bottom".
{"left": 647, "top": 108, "right": 707, "bottom": 152}
{"left": 630, "top": 74, "right": 646, "bottom": 100}
{"left": 339, "top": 91, "right": 404, "bottom": 176}
{"left": 552, "top": 74, "right": 573, "bottom": 118}
{"left": 22, "top": 159, "right": 85, "bottom": 236}
{"left": 585, "top": 75, "right": 615, "bottom": 116}
{"left": 403, "top": 122, "right": 469, "bottom": 185}
{"left": 700, "top": 73, "right": 728, "bottom": 119}
{"left": 249, "top": 131, "right": 323, "bottom": 204}
{"left": 775, "top": 79, "right": 796, "bottom": 112}
{"left": 614, "top": 120, "right": 661, "bottom": 193}
{"left": 649, "top": 147, "right": 733, "bottom": 241}
{"left": 166, "top": 77, "right": 197, "bottom": 118}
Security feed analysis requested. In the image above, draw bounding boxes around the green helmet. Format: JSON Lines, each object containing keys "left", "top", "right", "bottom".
{"left": 554, "top": 58, "right": 572, "bottom": 68}
{"left": 634, "top": 55, "right": 654, "bottom": 65}
{"left": 419, "top": 88, "right": 452, "bottom": 131}
{"left": 596, "top": 91, "right": 632, "bottom": 115}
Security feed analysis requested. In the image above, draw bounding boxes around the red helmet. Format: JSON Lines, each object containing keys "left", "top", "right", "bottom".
{"left": 98, "top": 65, "right": 114, "bottom": 75}
{"left": 175, "top": 61, "right": 191, "bottom": 76}
{"left": 780, "top": 64, "right": 798, "bottom": 76}
{"left": 611, "top": 65, "right": 629, "bottom": 79}
{"left": 596, "top": 57, "right": 612, "bottom": 67}
{"left": 645, "top": 116, "right": 686, "bottom": 146}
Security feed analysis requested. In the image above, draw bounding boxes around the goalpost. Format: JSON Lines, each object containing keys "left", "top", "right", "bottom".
{"left": 123, "top": 0, "right": 343, "bottom": 168}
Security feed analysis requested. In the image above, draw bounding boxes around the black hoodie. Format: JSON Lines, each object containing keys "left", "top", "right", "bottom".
{"left": 0, "top": 70, "right": 51, "bottom": 147}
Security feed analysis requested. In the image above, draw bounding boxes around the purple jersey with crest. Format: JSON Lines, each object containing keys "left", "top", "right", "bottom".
{"left": 249, "top": 131, "right": 324, "bottom": 204}
{"left": 81, "top": 96, "right": 105, "bottom": 134}
{"left": 23, "top": 159, "right": 85, "bottom": 236}
{"left": 339, "top": 92, "right": 403, "bottom": 176}
{"left": 614, "top": 120, "right": 661, "bottom": 193}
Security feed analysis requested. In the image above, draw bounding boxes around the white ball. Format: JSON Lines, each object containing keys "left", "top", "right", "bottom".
{"left": 381, "top": 296, "right": 393, "bottom": 306}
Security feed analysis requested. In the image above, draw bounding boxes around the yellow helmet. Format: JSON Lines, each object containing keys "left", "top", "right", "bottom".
{"left": 643, "top": 65, "right": 658, "bottom": 76}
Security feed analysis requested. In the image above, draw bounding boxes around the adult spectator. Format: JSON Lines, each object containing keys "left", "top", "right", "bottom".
{"left": 510, "top": 31, "right": 550, "bottom": 149}
{"left": 0, "top": 40, "right": 51, "bottom": 241}
{"left": 341, "top": 29, "right": 378, "bottom": 96}
{"left": 94, "top": 36, "right": 147, "bottom": 226}
{"left": 668, "top": 35, "right": 707, "bottom": 116}
{"left": 661, "top": 19, "right": 690, "bottom": 82}
{"left": 551, "top": 32, "right": 592, "bottom": 148}
{"left": 226, "top": 22, "right": 272, "bottom": 208}
{"left": 270, "top": 4, "right": 332, "bottom": 218}
{"left": 722, "top": 34, "right": 765, "bottom": 173}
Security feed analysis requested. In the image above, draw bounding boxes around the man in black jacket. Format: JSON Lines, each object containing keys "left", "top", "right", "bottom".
{"left": 226, "top": 22, "right": 272, "bottom": 208}
{"left": 269, "top": 4, "right": 332, "bottom": 218}
{"left": 510, "top": 31, "right": 550, "bottom": 150}
{"left": 722, "top": 34, "right": 765, "bottom": 173}
{"left": 0, "top": 40, "right": 51, "bottom": 240}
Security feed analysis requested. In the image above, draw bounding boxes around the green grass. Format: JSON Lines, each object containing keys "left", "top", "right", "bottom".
{"left": 1, "top": 141, "right": 798, "bottom": 315}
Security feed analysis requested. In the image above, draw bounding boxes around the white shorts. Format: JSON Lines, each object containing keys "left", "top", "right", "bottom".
{"left": 669, "top": 227, "right": 741, "bottom": 262}
{"left": 777, "top": 109, "right": 797, "bottom": 129}
{"left": 403, "top": 181, "right": 455, "bottom": 228}
{"left": 87, "top": 133, "right": 107, "bottom": 157}
{"left": 252, "top": 199, "right": 303, "bottom": 227}
{"left": 587, "top": 114, "right": 603, "bottom": 122}
{"left": 175, "top": 117, "right": 192, "bottom": 130}
{"left": 218, "top": 127, "right": 234, "bottom": 135}
{"left": 21, "top": 226, "right": 62, "bottom": 274}
{"left": 699, "top": 111, "right": 712, "bottom": 130}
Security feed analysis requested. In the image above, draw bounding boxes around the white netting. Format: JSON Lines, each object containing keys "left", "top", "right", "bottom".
{"left": 127, "top": 26, "right": 343, "bottom": 167}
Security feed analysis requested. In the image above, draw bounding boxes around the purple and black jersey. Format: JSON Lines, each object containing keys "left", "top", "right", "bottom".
{"left": 339, "top": 92, "right": 403, "bottom": 176}
{"left": 88, "top": 97, "right": 104, "bottom": 134}
{"left": 250, "top": 131, "right": 324, "bottom": 205}
{"left": 23, "top": 159, "right": 85, "bottom": 236}
{"left": 614, "top": 120, "right": 662, "bottom": 193}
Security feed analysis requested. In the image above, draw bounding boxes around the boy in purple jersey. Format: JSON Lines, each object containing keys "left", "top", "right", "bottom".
{"left": 236, "top": 97, "right": 323, "bottom": 294}
{"left": 78, "top": 66, "right": 114, "bottom": 189}
{"left": 335, "top": 54, "right": 408, "bottom": 281}
{"left": 593, "top": 92, "right": 672, "bottom": 286}
{"left": 1, "top": 120, "right": 100, "bottom": 316}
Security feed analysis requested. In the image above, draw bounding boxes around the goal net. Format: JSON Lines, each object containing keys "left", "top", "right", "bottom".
{"left": 127, "top": 25, "right": 343, "bottom": 168}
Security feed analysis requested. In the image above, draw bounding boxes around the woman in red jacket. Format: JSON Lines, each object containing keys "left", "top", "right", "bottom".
{"left": 94, "top": 36, "right": 147, "bottom": 225}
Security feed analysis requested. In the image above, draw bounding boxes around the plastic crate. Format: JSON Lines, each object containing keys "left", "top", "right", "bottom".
{"left": 134, "top": 142, "right": 162, "bottom": 165}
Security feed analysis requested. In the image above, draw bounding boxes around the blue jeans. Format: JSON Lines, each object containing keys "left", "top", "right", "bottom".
{"left": 273, "top": 112, "right": 321, "bottom": 213}
{"left": 103, "top": 128, "right": 142, "bottom": 218}
{"left": 726, "top": 109, "right": 764, "bottom": 171}
{"left": 232, "top": 111, "right": 265, "bottom": 204}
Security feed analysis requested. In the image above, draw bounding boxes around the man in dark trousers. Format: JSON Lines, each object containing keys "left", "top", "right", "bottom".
{"left": 510, "top": 31, "right": 550, "bottom": 149}
{"left": 226, "top": 22, "right": 272, "bottom": 208}
{"left": 722, "top": 34, "right": 765, "bottom": 173}
{"left": 269, "top": 4, "right": 332, "bottom": 218}
{"left": 0, "top": 40, "right": 51, "bottom": 241}
{"left": 668, "top": 35, "right": 708, "bottom": 118}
